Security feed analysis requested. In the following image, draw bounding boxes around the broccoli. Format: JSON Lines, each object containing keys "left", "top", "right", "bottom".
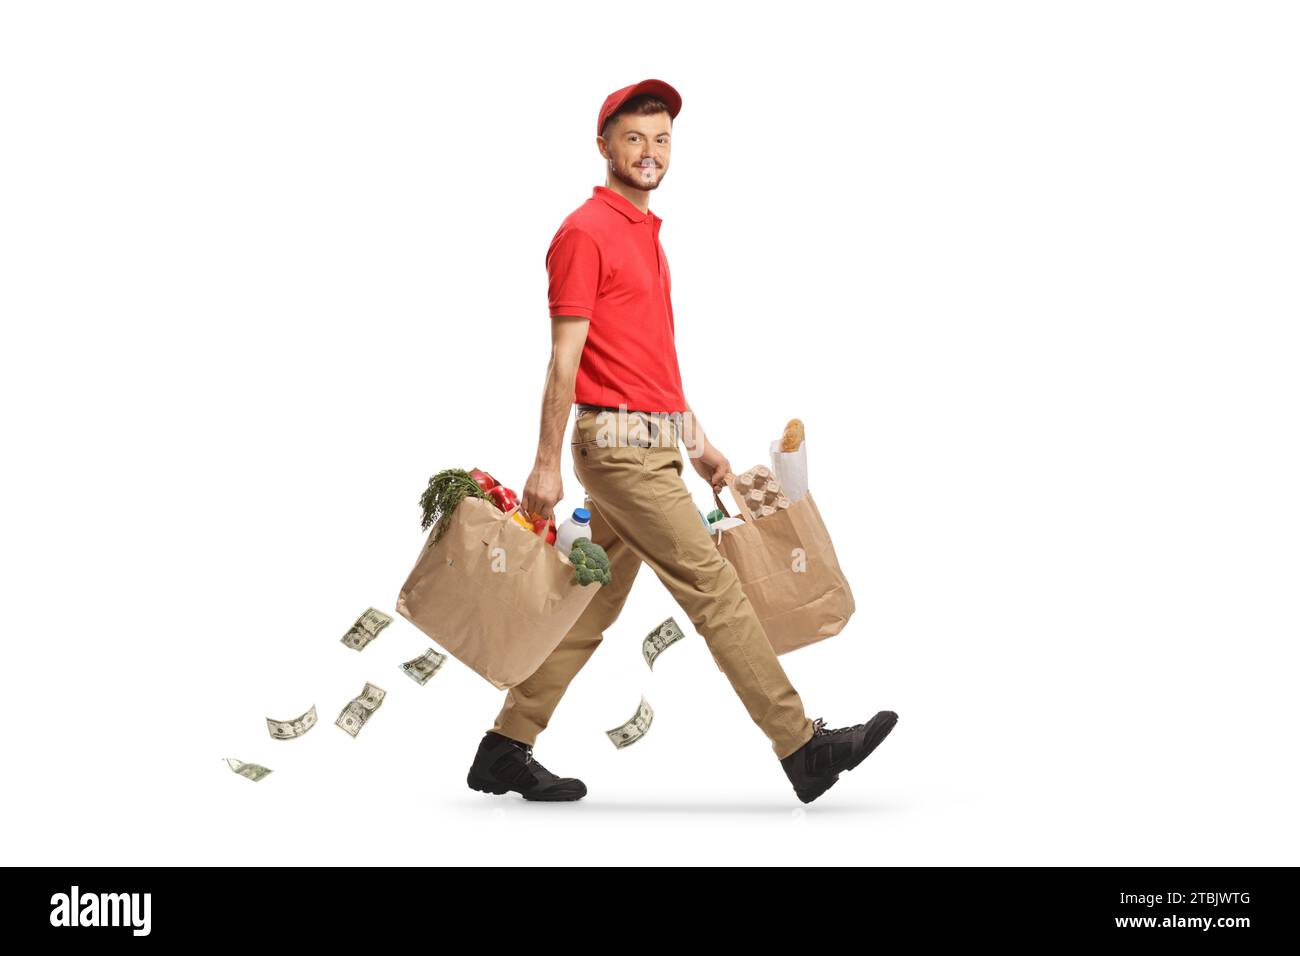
{"left": 569, "top": 538, "right": 612, "bottom": 586}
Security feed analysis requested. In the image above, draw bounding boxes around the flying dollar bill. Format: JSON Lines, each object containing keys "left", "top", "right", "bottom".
{"left": 642, "top": 616, "right": 685, "bottom": 670}
{"left": 225, "top": 758, "right": 273, "bottom": 782}
{"left": 335, "top": 682, "right": 386, "bottom": 738}
{"left": 605, "top": 696, "right": 654, "bottom": 749}
{"left": 340, "top": 607, "right": 393, "bottom": 651}
{"left": 266, "top": 704, "right": 318, "bottom": 740}
{"left": 401, "top": 649, "right": 447, "bottom": 686}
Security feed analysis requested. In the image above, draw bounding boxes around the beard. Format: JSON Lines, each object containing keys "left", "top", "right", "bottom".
{"left": 610, "top": 157, "right": 665, "bottom": 192}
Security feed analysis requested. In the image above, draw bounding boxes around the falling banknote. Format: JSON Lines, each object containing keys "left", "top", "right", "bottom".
{"left": 335, "top": 682, "right": 386, "bottom": 737}
{"left": 401, "top": 649, "right": 447, "bottom": 686}
{"left": 605, "top": 696, "right": 654, "bottom": 749}
{"left": 340, "top": 607, "right": 393, "bottom": 651}
{"left": 225, "top": 758, "right": 273, "bottom": 782}
{"left": 266, "top": 704, "right": 318, "bottom": 740}
{"left": 642, "top": 616, "right": 685, "bottom": 670}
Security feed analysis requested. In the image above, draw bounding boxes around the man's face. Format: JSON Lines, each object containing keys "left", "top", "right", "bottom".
{"left": 600, "top": 111, "right": 671, "bottom": 191}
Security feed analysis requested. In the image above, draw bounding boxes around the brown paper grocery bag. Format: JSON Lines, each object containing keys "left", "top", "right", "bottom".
{"left": 710, "top": 478, "right": 855, "bottom": 655}
{"left": 395, "top": 497, "right": 600, "bottom": 689}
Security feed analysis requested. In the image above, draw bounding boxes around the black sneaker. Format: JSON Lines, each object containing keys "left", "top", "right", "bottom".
{"left": 780, "top": 711, "right": 898, "bottom": 804}
{"left": 466, "top": 731, "right": 587, "bottom": 801}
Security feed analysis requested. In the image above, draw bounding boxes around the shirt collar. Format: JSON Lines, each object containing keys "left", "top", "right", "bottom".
{"left": 593, "top": 185, "right": 660, "bottom": 224}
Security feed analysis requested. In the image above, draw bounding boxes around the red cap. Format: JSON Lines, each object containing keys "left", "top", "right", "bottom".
{"left": 597, "top": 78, "right": 682, "bottom": 138}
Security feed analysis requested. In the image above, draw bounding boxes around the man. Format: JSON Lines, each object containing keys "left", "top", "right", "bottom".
{"left": 466, "top": 79, "right": 897, "bottom": 804}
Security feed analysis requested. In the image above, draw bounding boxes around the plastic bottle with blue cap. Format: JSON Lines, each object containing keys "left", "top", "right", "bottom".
{"left": 554, "top": 507, "right": 592, "bottom": 555}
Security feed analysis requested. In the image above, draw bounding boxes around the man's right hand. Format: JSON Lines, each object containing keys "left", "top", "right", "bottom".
{"left": 521, "top": 462, "right": 563, "bottom": 523}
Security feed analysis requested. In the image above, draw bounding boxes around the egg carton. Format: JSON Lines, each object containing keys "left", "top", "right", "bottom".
{"left": 732, "top": 465, "right": 791, "bottom": 519}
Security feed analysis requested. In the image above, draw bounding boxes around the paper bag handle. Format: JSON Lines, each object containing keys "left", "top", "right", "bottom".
{"left": 712, "top": 473, "right": 757, "bottom": 523}
{"left": 480, "top": 503, "right": 539, "bottom": 571}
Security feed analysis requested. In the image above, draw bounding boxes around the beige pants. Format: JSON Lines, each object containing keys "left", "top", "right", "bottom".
{"left": 489, "top": 408, "right": 816, "bottom": 760}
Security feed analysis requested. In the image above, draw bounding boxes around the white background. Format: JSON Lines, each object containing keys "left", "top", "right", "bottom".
{"left": 2, "top": 1, "right": 1296, "bottom": 866}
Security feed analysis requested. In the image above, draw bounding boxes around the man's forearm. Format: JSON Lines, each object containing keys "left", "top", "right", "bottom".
{"left": 681, "top": 399, "right": 711, "bottom": 458}
{"left": 535, "top": 352, "right": 578, "bottom": 469}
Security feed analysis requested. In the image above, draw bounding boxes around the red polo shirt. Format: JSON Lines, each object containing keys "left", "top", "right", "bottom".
{"left": 546, "top": 185, "right": 687, "bottom": 413}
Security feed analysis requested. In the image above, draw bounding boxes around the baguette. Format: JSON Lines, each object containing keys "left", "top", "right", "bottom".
{"left": 780, "top": 418, "right": 805, "bottom": 452}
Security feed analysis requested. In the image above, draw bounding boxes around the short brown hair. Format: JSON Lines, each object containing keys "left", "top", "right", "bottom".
{"left": 600, "top": 94, "right": 673, "bottom": 141}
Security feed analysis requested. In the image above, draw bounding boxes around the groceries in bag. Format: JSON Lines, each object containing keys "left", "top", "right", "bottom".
{"left": 554, "top": 507, "right": 592, "bottom": 553}
{"left": 397, "top": 488, "right": 601, "bottom": 690}
{"left": 469, "top": 468, "right": 498, "bottom": 492}
{"left": 522, "top": 508, "right": 558, "bottom": 544}
{"left": 708, "top": 515, "right": 745, "bottom": 538}
{"left": 732, "top": 465, "right": 792, "bottom": 518}
{"left": 703, "top": 418, "right": 854, "bottom": 656}
{"left": 420, "top": 468, "right": 495, "bottom": 543}
{"left": 488, "top": 484, "right": 519, "bottom": 512}
{"left": 769, "top": 417, "right": 809, "bottom": 503}
{"left": 550, "top": 507, "right": 610, "bottom": 586}
{"left": 780, "top": 418, "right": 805, "bottom": 451}
{"left": 568, "top": 538, "right": 611, "bottom": 587}
{"left": 420, "top": 465, "right": 558, "bottom": 545}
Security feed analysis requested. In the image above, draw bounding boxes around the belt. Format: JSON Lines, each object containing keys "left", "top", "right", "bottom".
{"left": 573, "top": 404, "right": 681, "bottom": 444}
{"left": 575, "top": 402, "right": 650, "bottom": 414}
{"left": 575, "top": 402, "right": 678, "bottom": 416}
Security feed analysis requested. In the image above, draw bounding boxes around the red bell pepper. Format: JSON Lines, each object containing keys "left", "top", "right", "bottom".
{"left": 526, "top": 510, "right": 557, "bottom": 544}
{"left": 469, "top": 468, "right": 498, "bottom": 493}
{"left": 488, "top": 485, "right": 518, "bottom": 513}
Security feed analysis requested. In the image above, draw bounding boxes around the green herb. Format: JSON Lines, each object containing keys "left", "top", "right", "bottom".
{"left": 420, "top": 468, "right": 492, "bottom": 543}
